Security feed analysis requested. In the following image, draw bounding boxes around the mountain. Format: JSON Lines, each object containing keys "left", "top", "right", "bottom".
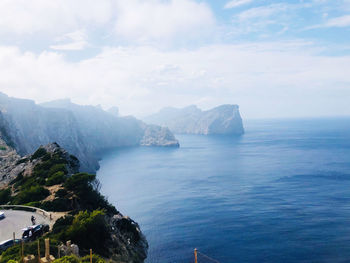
{"left": 0, "top": 93, "right": 179, "bottom": 172}
{"left": 143, "top": 104, "right": 244, "bottom": 135}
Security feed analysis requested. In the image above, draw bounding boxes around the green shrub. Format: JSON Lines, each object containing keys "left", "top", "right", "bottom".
{"left": 81, "top": 254, "right": 106, "bottom": 263}
{"left": 10, "top": 172, "right": 23, "bottom": 186}
{"left": 33, "top": 155, "right": 68, "bottom": 180}
{"left": 60, "top": 210, "right": 110, "bottom": 256}
{"left": 52, "top": 215, "right": 74, "bottom": 235}
{"left": 42, "top": 152, "right": 52, "bottom": 161}
{"left": 17, "top": 175, "right": 46, "bottom": 190}
{"left": 64, "top": 173, "right": 95, "bottom": 193}
{"left": 0, "top": 188, "right": 11, "bottom": 205}
{"left": 31, "top": 147, "right": 47, "bottom": 160}
{"left": 0, "top": 238, "right": 60, "bottom": 262}
{"left": 46, "top": 171, "right": 66, "bottom": 186}
{"left": 55, "top": 189, "right": 68, "bottom": 198}
{"left": 51, "top": 152, "right": 68, "bottom": 165}
{"left": 0, "top": 145, "right": 7, "bottom": 151}
{"left": 33, "top": 164, "right": 50, "bottom": 178}
{"left": 41, "top": 198, "right": 71, "bottom": 212}
{"left": 53, "top": 255, "right": 80, "bottom": 263}
{"left": 0, "top": 245, "right": 20, "bottom": 263}
{"left": 49, "top": 164, "right": 68, "bottom": 177}
{"left": 13, "top": 185, "right": 50, "bottom": 204}
{"left": 64, "top": 173, "right": 116, "bottom": 214}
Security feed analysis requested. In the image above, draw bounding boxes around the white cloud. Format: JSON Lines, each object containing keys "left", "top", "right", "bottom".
{"left": 50, "top": 30, "right": 88, "bottom": 51}
{"left": 305, "top": 14, "right": 350, "bottom": 30}
{"left": 0, "top": 42, "right": 349, "bottom": 118}
{"left": 237, "top": 4, "right": 288, "bottom": 21}
{"left": 226, "top": 3, "right": 292, "bottom": 36}
{"left": 114, "top": 0, "right": 215, "bottom": 42}
{"left": 224, "top": 0, "right": 253, "bottom": 9}
{"left": 0, "top": 0, "right": 113, "bottom": 35}
{"left": 325, "top": 15, "right": 350, "bottom": 27}
{"left": 0, "top": 0, "right": 215, "bottom": 44}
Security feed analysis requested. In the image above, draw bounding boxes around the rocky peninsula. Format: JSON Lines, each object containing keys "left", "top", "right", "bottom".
{"left": 144, "top": 104, "right": 244, "bottom": 135}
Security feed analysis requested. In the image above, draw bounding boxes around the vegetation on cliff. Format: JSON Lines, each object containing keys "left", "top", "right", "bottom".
{"left": 0, "top": 143, "right": 147, "bottom": 263}
{"left": 3, "top": 146, "right": 115, "bottom": 214}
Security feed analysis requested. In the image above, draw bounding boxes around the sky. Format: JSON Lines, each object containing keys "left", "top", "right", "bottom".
{"left": 0, "top": 0, "right": 349, "bottom": 119}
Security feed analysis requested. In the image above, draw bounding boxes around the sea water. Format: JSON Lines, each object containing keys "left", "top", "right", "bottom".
{"left": 97, "top": 118, "right": 350, "bottom": 263}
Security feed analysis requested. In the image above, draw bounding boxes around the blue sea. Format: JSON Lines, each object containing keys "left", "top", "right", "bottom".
{"left": 97, "top": 118, "right": 350, "bottom": 263}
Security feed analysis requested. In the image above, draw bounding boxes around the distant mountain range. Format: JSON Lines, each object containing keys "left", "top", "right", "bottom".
{"left": 0, "top": 93, "right": 179, "bottom": 172}
{"left": 143, "top": 104, "right": 244, "bottom": 135}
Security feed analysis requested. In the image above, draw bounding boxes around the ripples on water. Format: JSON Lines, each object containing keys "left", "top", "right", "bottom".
{"left": 98, "top": 118, "right": 350, "bottom": 263}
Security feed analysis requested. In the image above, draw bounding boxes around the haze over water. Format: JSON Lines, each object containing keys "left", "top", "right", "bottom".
{"left": 98, "top": 118, "right": 350, "bottom": 263}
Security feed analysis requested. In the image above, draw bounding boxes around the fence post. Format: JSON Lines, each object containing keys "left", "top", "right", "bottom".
{"left": 13, "top": 232, "right": 15, "bottom": 244}
{"left": 194, "top": 248, "right": 198, "bottom": 263}
{"left": 90, "top": 249, "right": 93, "bottom": 263}
{"left": 45, "top": 238, "right": 50, "bottom": 260}
{"left": 21, "top": 240, "right": 24, "bottom": 262}
{"left": 37, "top": 240, "right": 40, "bottom": 263}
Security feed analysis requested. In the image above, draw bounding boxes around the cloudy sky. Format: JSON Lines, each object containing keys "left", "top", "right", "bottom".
{"left": 0, "top": 0, "right": 349, "bottom": 119}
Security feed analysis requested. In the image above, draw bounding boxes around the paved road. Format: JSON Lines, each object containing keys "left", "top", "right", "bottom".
{"left": 0, "top": 210, "right": 50, "bottom": 241}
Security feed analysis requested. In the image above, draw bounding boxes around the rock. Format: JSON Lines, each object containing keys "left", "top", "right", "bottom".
{"left": 143, "top": 104, "right": 245, "bottom": 135}
{"left": 0, "top": 141, "right": 79, "bottom": 188}
{"left": 108, "top": 214, "right": 148, "bottom": 263}
{"left": 140, "top": 125, "right": 180, "bottom": 147}
{"left": 0, "top": 137, "right": 22, "bottom": 188}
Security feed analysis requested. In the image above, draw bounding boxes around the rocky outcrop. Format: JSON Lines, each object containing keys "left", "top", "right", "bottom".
{"left": 0, "top": 93, "right": 179, "bottom": 172}
{"left": 0, "top": 136, "right": 21, "bottom": 187}
{"left": 143, "top": 104, "right": 245, "bottom": 135}
{"left": 108, "top": 215, "right": 148, "bottom": 263}
{"left": 140, "top": 125, "right": 179, "bottom": 147}
{"left": 0, "top": 141, "right": 148, "bottom": 262}
{"left": 0, "top": 141, "right": 79, "bottom": 188}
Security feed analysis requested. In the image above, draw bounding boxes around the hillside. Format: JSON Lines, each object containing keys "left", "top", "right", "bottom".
{"left": 0, "top": 141, "right": 147, "bottom": 263}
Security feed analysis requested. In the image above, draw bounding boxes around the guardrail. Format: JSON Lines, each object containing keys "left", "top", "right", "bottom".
{"left": 0, "top": 205, "right": 52, "bottom": 221}
{"left": 194, "top": 249, "right": 220, "bottom": 263}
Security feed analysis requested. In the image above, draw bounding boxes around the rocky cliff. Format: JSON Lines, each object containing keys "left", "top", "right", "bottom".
{"left": 144, "top": 104, "right": 244, "bottom": 135}
{"left": 0, "top": 93, "right": 179, "bottom": 172}
{"left": 0, "top": 141, "right": 148, "bottom": 263}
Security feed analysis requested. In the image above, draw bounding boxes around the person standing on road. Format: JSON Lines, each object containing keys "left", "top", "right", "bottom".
{"left": 31, "top": 215, "right": 36, "bottom": 225}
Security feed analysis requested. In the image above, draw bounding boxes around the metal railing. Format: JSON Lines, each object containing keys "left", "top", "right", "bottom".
{"left": 194, "top": 248, "right": 220, "bottom": 263}
{"left": 0, "top": 204, "right": 52, "bottom": 221}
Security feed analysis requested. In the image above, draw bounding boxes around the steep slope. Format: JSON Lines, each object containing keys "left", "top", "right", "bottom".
{"left": 0, "top": 93, "right": 179, "bottom": 172}
{"left": 0, "top": 142, "right": 148, "bottom": 262}
{"left": 144, "top": 104, "right": 245, "bottom": 135}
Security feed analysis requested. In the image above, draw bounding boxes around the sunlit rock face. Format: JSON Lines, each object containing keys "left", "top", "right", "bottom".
{"left": 144, "top": 104, "right": 244, "bottom": 135}
{"left": 0, "top": 92, "right": 179, "bottom": 173}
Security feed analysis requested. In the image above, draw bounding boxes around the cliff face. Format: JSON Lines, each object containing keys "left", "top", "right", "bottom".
{"left": 144, "top": 104, "right": 245, "bottom": 135}
{"left": 0, "top": 124, "right": 22, "bottom": 187}
{"left": 0, "top": 141, "right": 148, "bottom": 263}
{"left": 0, "top": 93, "right": 179, "bottom": 172}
